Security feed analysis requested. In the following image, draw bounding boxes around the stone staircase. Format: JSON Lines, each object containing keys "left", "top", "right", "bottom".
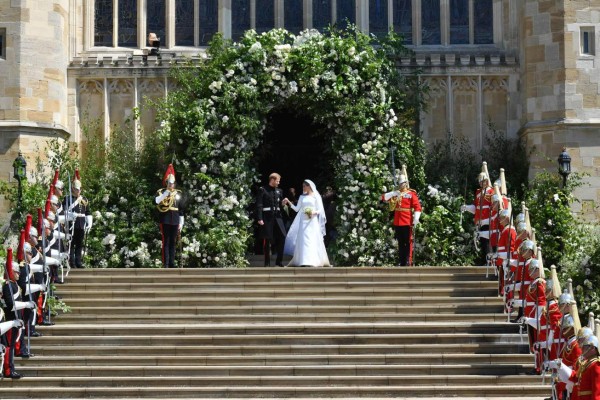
{"left": 4, "top": 266, "right": 547, "bottom": 399}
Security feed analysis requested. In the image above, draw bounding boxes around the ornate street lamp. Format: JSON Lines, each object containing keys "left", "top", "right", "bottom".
{"left": 12, "top": 151, "right": 27, "bottom": 212}
{"left": 557, "top": 147, "right": 571, "bottom": 188}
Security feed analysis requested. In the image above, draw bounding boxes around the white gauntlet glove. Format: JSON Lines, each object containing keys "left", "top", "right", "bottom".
{"left": 413, "top": 212, "right": 421, "bottom": 226}
{"left": 155, "top": 190, "right": 170, "bottom": 204}
{"left": 461, "top": 204, "right": 476, "bottom": 214}
{"left": 179, "top": 216, "right": 184, "bottom": 232}
{"left": 85, "top": 215, "right": 93, "bottom": 234}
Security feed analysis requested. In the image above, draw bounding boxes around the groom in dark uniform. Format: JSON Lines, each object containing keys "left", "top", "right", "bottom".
{"left": 256, "top": 172, "right": 286, "bottom": 267}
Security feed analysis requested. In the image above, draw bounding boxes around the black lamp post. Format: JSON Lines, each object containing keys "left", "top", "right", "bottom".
{"left": 12, "top": 151, "right": 27, "bottom": 214}
{"left": 557, "top": 147, "right": 571, "bottom": 188}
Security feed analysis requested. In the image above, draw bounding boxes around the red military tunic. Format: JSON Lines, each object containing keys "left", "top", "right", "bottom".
{"left": 381, "top": 189, "right": 422, "bottom": 226}
{"left": 556, "top": 337, "right": 582, "bottom": 399}
{"left": 525, "top": 277, "right": 547, "bottom": 318}
{"left": 474, "top": 187, "right": 494, "bottom": 226}
{"left": 572, "top": 357, "right": 600, "bottom": 400}
{"left": 490, "top": 196, "right": 509, "bottom": 247}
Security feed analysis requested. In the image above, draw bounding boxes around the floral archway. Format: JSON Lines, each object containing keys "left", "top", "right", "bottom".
{"left": 158, "top": 27, "right": 425, "bottom": 267}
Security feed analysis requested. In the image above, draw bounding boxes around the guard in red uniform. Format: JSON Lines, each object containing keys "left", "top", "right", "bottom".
{"left": 549, "top": 335, "right": 600, "bottom": 400}
{"left": 381, "top": 165, "right": 422, "bottom": 266}
{"left": 553, "top": 315, "right": 582, "bottom": 400}
{"left": 461, "top": 162, "right": 495, "bottom": 265}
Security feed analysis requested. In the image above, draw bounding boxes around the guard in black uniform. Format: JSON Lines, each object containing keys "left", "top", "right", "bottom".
{"left": 256, "top": 172, "right": 287, "bottom": 267}
{"left": 155, "top": 164, "right": 184, "bottom": 268}
{"left": 63, "top": 171, "right": 92, "bottom": 269}
{"left": 2, "top": 247, "right": 30, "bottom": 379}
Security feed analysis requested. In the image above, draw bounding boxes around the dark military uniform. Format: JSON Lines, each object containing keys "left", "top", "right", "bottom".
{"left": 63, "top": 193, "right": 90, "bottom": 268}
{"left": 256, "top": 186, "right": 286, "bottom": 266}
{"left": 156, "top": 188, "right": 183, "bottom": 268}
{"left": 2, "top": 276, "right": 22, "bottom": 378}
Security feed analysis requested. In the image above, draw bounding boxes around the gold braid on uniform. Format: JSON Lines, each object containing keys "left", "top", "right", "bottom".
{"left": 388, "top": 196, "right": 399, "bottom": 212}
{"left": 157, "top": 190, "right": 178, "bottom": 213}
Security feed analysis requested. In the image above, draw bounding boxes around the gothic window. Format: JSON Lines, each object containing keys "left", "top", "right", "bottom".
{"left": 313, "top": 0, "right": 332, "bottom": 31}
{"left": 474, "top": 0, "right": 493, "bottom": 44}
{"left": 256, "top": 0, "right": 275, "bottom": 33}
{"left": 232, "top": 0, "right": 251, "bottom": 41}
{"left": 94, "top": 0, "right": 113, "bottom": 46}
{"left": 370, "top": 0, "right": 388, "bottom": 38}
{"left": 285, "top": 0, "right": 304, "bottom": 34}
{"left": 336, "top": 0, "right": 355, "bottom": 31}
{"left": 118, "top": 0, "right": 138, "bottom": 47}
{"left": 199, "top": 0, "right": 218, "bottom": 46}
{"left": 449, "top": 0, "right": 468, "bottom": 44}
{"left": 147, "top": 0, "right": 166, "bottom": 47}
{"left": 421, "top": 0, "right": 441, "bottom": 45}
{"left": 175, "top": 0, "right": 194, "bottom": 46}
{"left": 393, "top": 0, "right": 412, "bottom": 44}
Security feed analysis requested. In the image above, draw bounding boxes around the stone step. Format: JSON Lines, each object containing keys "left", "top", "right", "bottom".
{"left": 64, "top": 304, "right": 504, "bottom": 315}
{"left": 27, "top": 343, "right": 529, "bottom": 356}
{"left": 55, "top": 296, "right": 503, "bottom": 307}
{"left": 17, "top": 353, "right": 532, "bottom": 367}
{"left": 0, "top": 384, "right": 549, "bottom": 398}
{"left": 60, "top": 280, "right": 497, "bottom": 289}
{"left": 37, "top": 322, "right": 520, "bottom": 336}
{"left": 64, "top": 273, "right": 495, "bottom": 284}
{"left": 10, "top": 365, "right": 538, "bottom": 378}
{"left": 56, "top": 287, "right": 498, "bottom": 298}
{"left": 30, "top": 333, "right": 525, "bottom": 346}
{"left": 0, "top": 374, "right": 541, "bottom": 386}
{"left": 64, "top": 266, "right": 491, "bottom": 275}
{"left": 54, "top": 312, "right": 509, "bottom": 323}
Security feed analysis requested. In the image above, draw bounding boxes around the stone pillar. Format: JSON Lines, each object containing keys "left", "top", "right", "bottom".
{"left": 0, "top": 0, "right": 71, "bottom": 216}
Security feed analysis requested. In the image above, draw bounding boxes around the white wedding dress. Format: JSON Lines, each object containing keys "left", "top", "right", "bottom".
{"left": 284, "top": 192, "right": 331, "bottom": 267}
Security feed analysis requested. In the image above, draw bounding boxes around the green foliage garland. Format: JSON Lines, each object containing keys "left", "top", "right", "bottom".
{"left": 158, "top": 28, "right": 425, "bottom": 266}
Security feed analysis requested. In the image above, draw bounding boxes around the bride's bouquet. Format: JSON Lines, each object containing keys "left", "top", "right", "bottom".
{"left": 303, "top": 207, "right": 313, "bottom": 219}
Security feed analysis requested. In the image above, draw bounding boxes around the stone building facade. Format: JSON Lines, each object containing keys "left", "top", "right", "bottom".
{"left": 0, "top": 0, "right": 599, "bottom": 218}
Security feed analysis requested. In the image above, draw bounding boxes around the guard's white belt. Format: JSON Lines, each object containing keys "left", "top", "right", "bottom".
{"left": 262, "top": 207, "right": 279, "bottom": 211}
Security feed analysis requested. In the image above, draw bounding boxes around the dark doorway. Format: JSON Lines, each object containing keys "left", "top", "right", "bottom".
{"left": 250, "top": 108, "right": 336, "bottom": 256}
{"left": 255, "top": 108, "right": 334, "bottom": 195}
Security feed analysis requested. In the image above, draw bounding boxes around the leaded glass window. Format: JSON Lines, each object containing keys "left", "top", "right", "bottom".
{"left": 118, "top": 0, "right": 137, "bottom": 47}
{"left": 256, "top": 0, "right": 275, "bottom": 33}
{"left": 313, "top": 0, "right": 332, "bottom": 32}
{"left": 285, "top": 0, "right": 303, "bottom": 34}
{"left": 94, "top": 0, "right": 113, "bottom": 46}
{"left": 147, "top": 0, "right": 166, "bottom": 47}
{"left": 336, "top": 0, "right": 355, "bottom": 31}
{"left": 393, "top": 0, "right": 412, "bottom": 44}
{"left": 199, "top": 0, "right": 218, "bottom": 46}
{"left": 449, "top": 0, "right": 468, "bottom": 44}
{"left": 232, "top": 0, "right": 251, "bottom": 41}
{"left": 175, "top": 0, "right": 194, "bottom": 46}
{"left": 474, "top": 0, "right": 493, "bottom": 44}
{"left": 421, "top": 0, "right": 440, "bottom": 45}
{"left": 370, "top": 0, "right": 388, "bottom": 38}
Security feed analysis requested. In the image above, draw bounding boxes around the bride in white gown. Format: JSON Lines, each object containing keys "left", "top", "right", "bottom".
{"left": 283, "top": 180, "right": 331, "bottom": 267}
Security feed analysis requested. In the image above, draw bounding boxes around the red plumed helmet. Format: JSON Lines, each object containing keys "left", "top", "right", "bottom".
{"left": 163, "top": 164, "right": 176, "bottom": 186}
{"left": 75, "top": 169, "right": 81, "bottom": 181}
{"left": 52, "top": 169, "right": 59, "bottom": 185}
{"left": 45, "top": 199, "right": 52, "bottom": 219}
{"left": 47, "top": 184, "right": 55, "bottom": 202}
{"left": 24, "top": 214, "right": 33, "bottom": 242}
{"left": 16, "top": 230, "right": 25, "bottom": 263}
{"left": 5, "top": 248, "right": 15, "bottom": 281}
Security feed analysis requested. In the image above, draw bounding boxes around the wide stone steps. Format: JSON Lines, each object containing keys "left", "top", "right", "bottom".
{"left": 27, "top": 343, "right": 528, "bottom": 356}
{"left": 2, "top": 267, "right": 547, "bottom": 399}
{"left": 18, "top": 353, "right": 532, "bottom": 366}
{"left": 55, "top": 312, "right": 508, "bottom": 323}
